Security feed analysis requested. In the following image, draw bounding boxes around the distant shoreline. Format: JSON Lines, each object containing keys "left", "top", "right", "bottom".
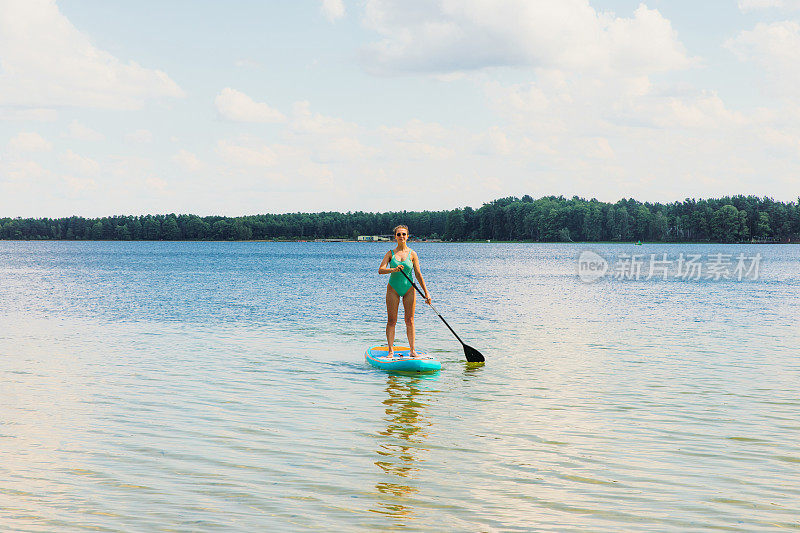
{"left": 2, "top": 194, "right": 798, "bottom": 244}
{"left": 1, "top": 239, "right": 795, "bottom": 245}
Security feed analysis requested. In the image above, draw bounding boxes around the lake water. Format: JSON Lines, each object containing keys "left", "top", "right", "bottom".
{"left": 1, "top": 241, "right": 798, "bottom": 531}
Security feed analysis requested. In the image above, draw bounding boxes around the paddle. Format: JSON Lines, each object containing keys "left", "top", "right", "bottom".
{"left": 396, "top": 263, "right": 485, "bottom": 363}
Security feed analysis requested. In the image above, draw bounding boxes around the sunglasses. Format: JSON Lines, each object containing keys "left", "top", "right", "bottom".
{"left": 396, "top": 232, "right": 407, "bottom": 236}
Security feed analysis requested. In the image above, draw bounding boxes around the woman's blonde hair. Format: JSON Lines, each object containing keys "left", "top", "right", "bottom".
{"left": 393, "top": 224, "right": 409, "bottom": 235}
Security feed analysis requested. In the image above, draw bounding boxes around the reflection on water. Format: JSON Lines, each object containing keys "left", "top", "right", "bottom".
{"left": 371, "top": 375, "right": 437, "bottom": 520}
{"left": 2, "top": 242, "right": 800, "bottom": 531}
{"left": 462, "top": 361, "right": 486, "bottom": 376}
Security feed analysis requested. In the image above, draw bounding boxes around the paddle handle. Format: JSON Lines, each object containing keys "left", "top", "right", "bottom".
{"left": 397, "top": 265, "right": 466, "bottom": 347}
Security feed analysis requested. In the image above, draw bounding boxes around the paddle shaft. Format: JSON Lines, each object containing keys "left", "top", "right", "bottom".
{"left": 396, "top": 265, "right": 467, "bottom": 347}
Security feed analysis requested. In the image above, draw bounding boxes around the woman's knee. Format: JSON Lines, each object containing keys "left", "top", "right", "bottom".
{"left": 404, "top": 316, "right": 414, "bottom": 327}
{"left": 387, "top": 317, "right": 398, "bottom": 327}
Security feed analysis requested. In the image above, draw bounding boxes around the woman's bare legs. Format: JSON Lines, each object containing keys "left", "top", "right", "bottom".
{"left": 402, "top": 288, "right": 417, "bottom": 356}
{"left": 386, "top": 285, "right": 400, "bottom": 356}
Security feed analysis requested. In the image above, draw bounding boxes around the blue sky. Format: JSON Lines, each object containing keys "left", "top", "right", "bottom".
{"left": 1, "top": 0, "right": 799, "bottom": 217}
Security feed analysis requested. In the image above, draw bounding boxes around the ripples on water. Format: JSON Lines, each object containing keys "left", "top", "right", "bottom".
{"left": 1, "top": 242, "right": 799, "bottom": 531}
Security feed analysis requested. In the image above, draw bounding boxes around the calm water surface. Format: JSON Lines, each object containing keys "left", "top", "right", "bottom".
{"left": 1, "top": 242, "right": 799, "bottom": 531}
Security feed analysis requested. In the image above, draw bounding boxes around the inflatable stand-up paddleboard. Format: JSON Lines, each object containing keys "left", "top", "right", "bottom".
{"left": 365, "top": 345, "right": 441, "bottom": 373}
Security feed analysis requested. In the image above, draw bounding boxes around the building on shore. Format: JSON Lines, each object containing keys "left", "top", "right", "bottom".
{"left": 357, "top": 235, "right": 391, "bottom": 242}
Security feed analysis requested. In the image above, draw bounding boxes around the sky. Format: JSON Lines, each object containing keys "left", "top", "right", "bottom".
{"left": 1, "top": 0, "right": 799, "bottom": 217}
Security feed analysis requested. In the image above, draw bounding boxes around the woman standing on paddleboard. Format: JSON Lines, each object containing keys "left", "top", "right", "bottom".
{"left": 378, "top": 225, "right": 431, "bottom": 358}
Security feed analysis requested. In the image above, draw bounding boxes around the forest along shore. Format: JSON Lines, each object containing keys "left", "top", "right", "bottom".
{"left": 2, "top": 195, "right": 798, "bottom": 244}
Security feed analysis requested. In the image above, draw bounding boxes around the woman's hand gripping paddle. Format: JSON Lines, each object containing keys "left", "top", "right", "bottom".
{"left": 396, "top": 265, "right": 485, "bottom": 363}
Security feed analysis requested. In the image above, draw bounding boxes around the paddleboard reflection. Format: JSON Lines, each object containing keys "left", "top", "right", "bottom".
{"left": 370, "top": 374, "right": 437, "bottom": 520}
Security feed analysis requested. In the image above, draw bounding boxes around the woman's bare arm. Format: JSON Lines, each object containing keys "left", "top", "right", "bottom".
{"left": 378, "top": 250, "right": 399, "bottom": 275}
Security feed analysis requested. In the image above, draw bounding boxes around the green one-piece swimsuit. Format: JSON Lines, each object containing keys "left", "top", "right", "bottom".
{"left": 388, "top": 250, "right": 414, "bottom": 296}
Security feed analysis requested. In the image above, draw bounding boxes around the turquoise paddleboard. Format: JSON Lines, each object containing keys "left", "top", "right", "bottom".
{"left": 365, "top": 345, "right": 441, "bottom": 373}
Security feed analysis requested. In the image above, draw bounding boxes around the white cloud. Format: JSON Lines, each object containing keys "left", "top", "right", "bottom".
{"left": 59, "top": 149, "right": 100, "bottom": 175}
{"left": 66, "top": 120, "right": 105, "bottom": 141}
{"left": 380, "top": 118, "right": 449, "bottom": 142}
{"left": 653, "top": 93, "right": 744, "bottom": 130}
{"left": 216, "top": 139, "right": 278, "bottom": 167}
{"left": 469, "top": 64, "right": 797, "bottom": 202}
{"left": 63, "top": 175, "right": 96, "bottom": 191}
{"left": 755, "top": 125, "right": 800, "bottom": 154}
{"left": 519, "top": 137, "right": 558, "bottom": 156}
{"left": 604, "top": 6, "right": 694, "bottom": 75}
{"left": 107, "top": 155, "right": 152, "bottom": 179}
{"left": 234, "top": 58, "right": 263, "bottom": 69}
{"left": 290, "top": 101, "right": 357, "bottom": 136}
{"left": 485, "top": 80, "right": 551, "bottom": 115}
{"left": 0, "top": 108, "right": 59, "bottom": 121}
{"left": 173, "top": 149, "right": 204, "bottom": 172}
{"left": 296, "top": 160, "right": 335, "bottom": 186}
{"left": 396, "top": 142, "right": 455, "bottom": 160}
{"left": 321, "top": 0, "right": 345, "bottom": 21}
{"left": 738, "top": 0, "right": 800, "bottom": 11}
{"left": 726, "top": 21, "right": 800, "bottom": 92}
{"left": 145, "top": 176, "right": 168, "bottom": 192}
{"left": 125, "top": 129, "right": 154, "bottom": 143}
{"left": 221, "top": 100, "right": 375, "bottom": 164}
{"left": 215, "top": 88, "right": 285, "bottom": 123}
{"left": 484, "top": 69, "right": 743, "bottom": 136}
{"left": 0, "top": 0, "right": 184, "bottom": 109}
{"left": 472, "top": 127, "right": 513, "bottom": 156}
{"left": 7, "top": 132, "right": 52, "bottom": 152}
{"left": 360, "top": 0, "right": 694, "bottom": 75}
{"left": 379, "top": 118, "right": 457, "bottom": 159}
{"left": 316, "top": 137, "right": 378, "bottom": 162}
{"left": 581, "top": 137, "right": 615, "bottom": 160}
{"left": 2, "top": 159, "right": 49, "bottom": 181}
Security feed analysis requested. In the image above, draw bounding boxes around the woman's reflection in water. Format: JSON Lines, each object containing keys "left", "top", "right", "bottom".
{"left": 371, "top": 374, "right": 436, "bottom": 519}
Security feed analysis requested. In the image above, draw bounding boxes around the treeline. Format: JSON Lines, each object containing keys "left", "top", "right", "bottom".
{"left": 1, "top": 195, "right": 799, "bottom": 243}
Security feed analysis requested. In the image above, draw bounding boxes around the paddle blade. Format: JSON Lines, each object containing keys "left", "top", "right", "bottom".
{"left": 463, "top": 343, "right": 485, "bottom": 363}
